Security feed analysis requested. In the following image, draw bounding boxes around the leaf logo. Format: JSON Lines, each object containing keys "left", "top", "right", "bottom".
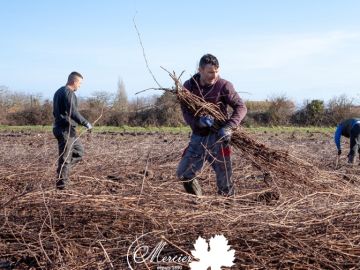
{"left": 189, "top": 234, "right": 235, "bottom": 270}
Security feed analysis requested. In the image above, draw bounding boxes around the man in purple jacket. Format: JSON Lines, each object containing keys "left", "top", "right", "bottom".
{"left": 176, "top": 54, "right": 247, "bottom": 196}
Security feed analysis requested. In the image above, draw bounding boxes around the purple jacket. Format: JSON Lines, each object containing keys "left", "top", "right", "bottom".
{"left": 181, "top": 73, "right": 247, "bottom": 136}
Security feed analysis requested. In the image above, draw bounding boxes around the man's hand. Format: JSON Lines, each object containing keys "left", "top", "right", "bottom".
{"left": 218, "top": 126, "right": 232, "bottom": 145}
{"left": 198, "top": 115, "right": 214, "bottom": 128}
{"left": 338, "top": 149, "right": 342, "bottom": 156}
{"left": 85, "top": 122, "right": 93, "bottom": 131}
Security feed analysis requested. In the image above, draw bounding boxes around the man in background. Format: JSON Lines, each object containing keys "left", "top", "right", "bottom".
{"left": 53, "top": 71, "right": 92, "bottom": 189}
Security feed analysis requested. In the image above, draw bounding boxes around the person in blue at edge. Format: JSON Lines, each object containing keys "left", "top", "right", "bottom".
{"left": 334, "top": 118, "right": 360, "bottom": 164}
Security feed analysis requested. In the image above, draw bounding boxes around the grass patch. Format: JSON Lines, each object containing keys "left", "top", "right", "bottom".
{"left": 0, "top": 125, "right": 191, "bottom": 134}
{"left": 246, "top": 126, "right": 335, "bottom": 133}
{"left": 0, "top": 125, "right": 52, "bottom": 132}
{"left": 94, "top": 125, "right": 191, "bottom": 134}
{"left": 0, "top": 125, "right": 334, "bottom": 134}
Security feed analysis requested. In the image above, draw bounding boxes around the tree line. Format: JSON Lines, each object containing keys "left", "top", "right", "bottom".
{"left": 0, "top": 84, "right": 358, "bottom": 127}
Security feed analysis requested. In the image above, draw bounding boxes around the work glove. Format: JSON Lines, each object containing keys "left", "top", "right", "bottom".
{"left": 198, "top": 115, "right": 214, "bottom": 128}
{"left": 85, "top": 122, "right": 93, "bottom": 131}
{"left": 218, "top": 125, "right": 232, "bottom": 145}
{"left": 337, "top": 149, "right": 341, "bottom": 156}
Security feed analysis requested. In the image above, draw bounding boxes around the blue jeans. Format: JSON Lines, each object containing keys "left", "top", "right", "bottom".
{"left": 176, "top": 133, "right": 234, "bottom": 195}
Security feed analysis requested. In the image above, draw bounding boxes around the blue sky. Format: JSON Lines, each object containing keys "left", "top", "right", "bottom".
{"left": 1, "top": 0, "right": 360, "bottom": 103}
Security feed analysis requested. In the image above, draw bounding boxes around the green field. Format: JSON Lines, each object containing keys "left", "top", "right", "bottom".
{"left": 0, "top": 125, "right": 335, "bottom": 134}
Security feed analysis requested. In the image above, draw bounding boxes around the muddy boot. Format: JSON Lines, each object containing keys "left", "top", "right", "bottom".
{"left": 218, "top": 188, "right": 234, "bottom": 197}
{"left": 348, "top": 154, "right": 355, "bottom": 164}
{"left": 182, "top": 178, "right": 202, "bottom": 196}
{"left": 263, "top": 172, "right": 273, "bottom": 187}
{"left": 56, "top": 178, "right": 66, "bottom": 190}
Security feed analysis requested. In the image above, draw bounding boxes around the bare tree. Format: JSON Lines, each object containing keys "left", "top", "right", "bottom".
{"left": 326, "top": 94, "right": 355, "bottom": 124}
{"left": 88, "top": 91, "right": 113, "bottom": 108}
{"left": 267, "top": 95, "right": 295, "bottom": 125}
{"left": 113, "top": 78, "right": 128, "bottom": 112}
{"left": 0, "top": 86, "right": 9, "bottom": 123}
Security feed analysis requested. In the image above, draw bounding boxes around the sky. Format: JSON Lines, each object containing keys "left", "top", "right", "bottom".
{"left": 1, "top": 0, "right": 360, "bottom": 104}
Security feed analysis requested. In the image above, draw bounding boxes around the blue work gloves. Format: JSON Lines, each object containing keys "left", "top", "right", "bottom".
{"left": 198, "top": 115, "right": 214, "bottom": 128}
{"left": 218, "top": 126, "right": 232, "bottom": 145}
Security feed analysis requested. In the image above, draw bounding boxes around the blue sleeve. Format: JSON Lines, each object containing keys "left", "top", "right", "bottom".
{"left": 334, "top": 125, "right": 343, "bottom": 151}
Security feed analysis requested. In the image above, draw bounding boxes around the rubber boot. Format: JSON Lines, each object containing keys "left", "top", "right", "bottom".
{"left": 182, "top": 178, "right": 202, "bottom": 196}
{"left": 56, "top": 178, "right": 66, "bottom": 190}
{"left": 348, "top": 154, "right": 355, "bottom": 164}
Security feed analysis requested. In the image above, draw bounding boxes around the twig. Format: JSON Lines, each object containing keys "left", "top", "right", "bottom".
{"left": 133, "top": 14, "right": 162, "bottom": 88}
{"left": 98, "top": 240, "right": 114, "bottom": 269}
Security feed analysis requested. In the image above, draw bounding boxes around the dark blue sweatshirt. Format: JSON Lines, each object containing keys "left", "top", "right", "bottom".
{"left": 53, "top": 86, "right": 89, "bottom": 128}
{"left": 334, "top": 118, "right": 360, "bottom": 151}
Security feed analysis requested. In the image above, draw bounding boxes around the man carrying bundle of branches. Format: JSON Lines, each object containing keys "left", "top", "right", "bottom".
{"left": 334, "top": 118, "right": 360, "bottom": 164}
{"left": 176, "top": 54, "right": 247, "bottom": 196}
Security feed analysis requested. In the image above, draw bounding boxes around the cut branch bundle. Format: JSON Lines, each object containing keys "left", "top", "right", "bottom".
{"left": 164, "top": 70, "right": 338, "bottom": 195}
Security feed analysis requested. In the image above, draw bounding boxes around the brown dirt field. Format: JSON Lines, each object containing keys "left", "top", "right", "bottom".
{"left": 1, "top": 130, "right": 360, "bottom": 269}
